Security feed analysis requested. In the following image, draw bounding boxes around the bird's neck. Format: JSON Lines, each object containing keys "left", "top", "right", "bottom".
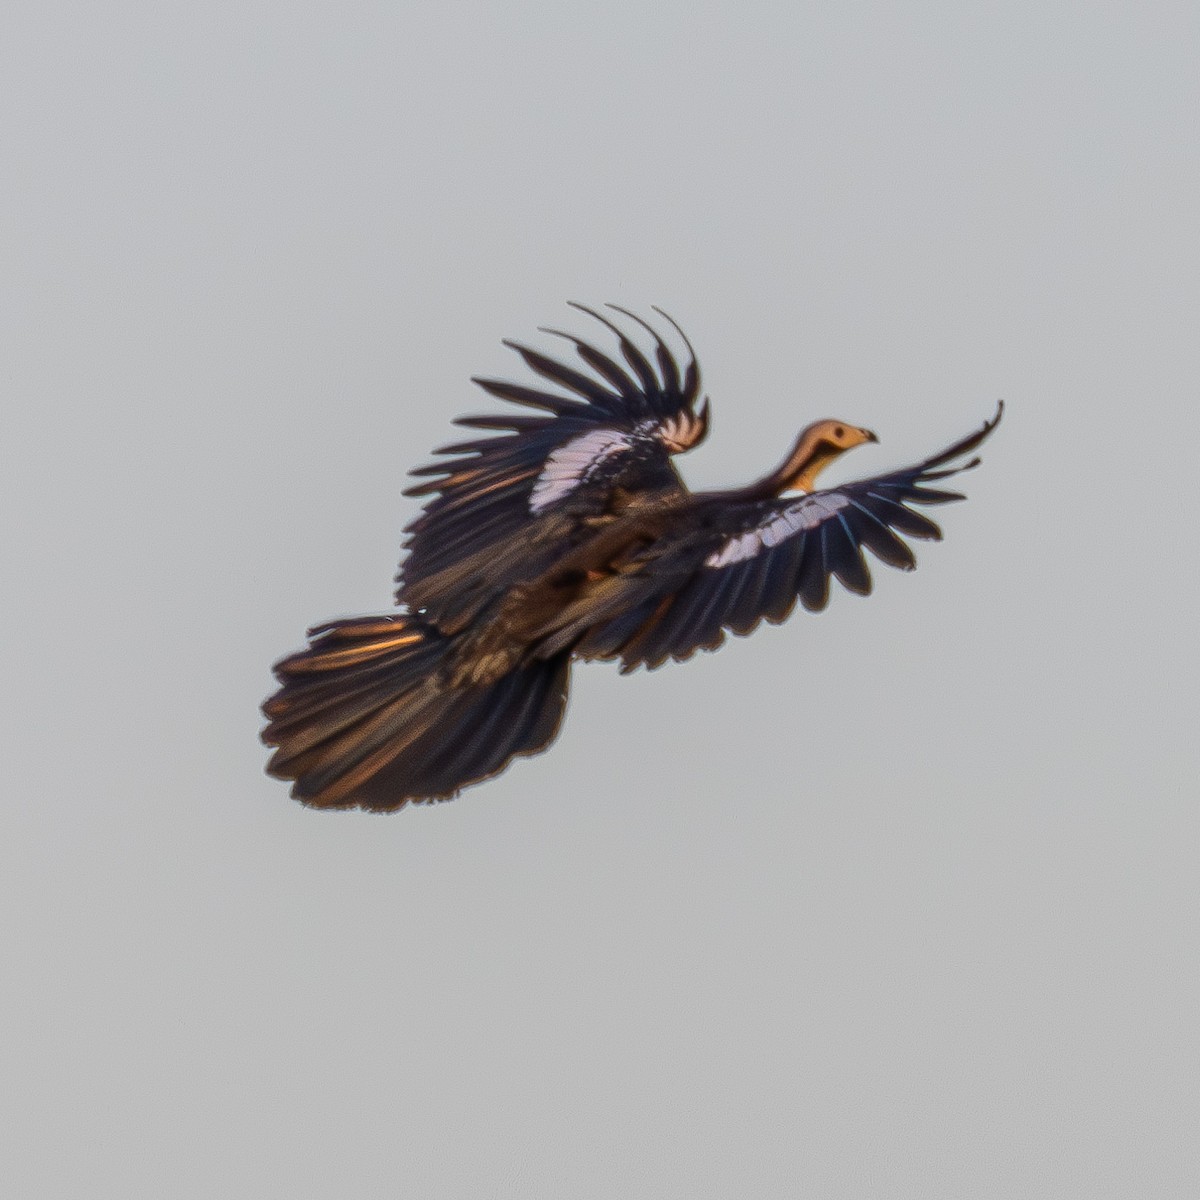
{"left": 750, "top": 428, "right": 842, "bottom": 498}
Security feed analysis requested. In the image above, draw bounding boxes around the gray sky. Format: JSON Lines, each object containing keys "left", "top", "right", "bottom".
{"left": 4, "top": 2, "right": 1198, "bottom": 1196}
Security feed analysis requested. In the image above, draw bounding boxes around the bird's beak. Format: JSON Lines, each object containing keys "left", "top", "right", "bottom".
{"left": 863, "top": 428, "right": 879, "bottom": 444}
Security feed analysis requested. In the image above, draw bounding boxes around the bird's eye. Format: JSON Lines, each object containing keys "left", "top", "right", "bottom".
{"left": 834, "top": 426, "right": 845, "bottom": 438}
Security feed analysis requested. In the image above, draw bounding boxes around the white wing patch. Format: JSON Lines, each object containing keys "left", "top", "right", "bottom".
{"left": 529, "top": 428, "right": 632, "bottom": 513}
{"left": 705, "top": 492, "right": 851, "bottom": 569}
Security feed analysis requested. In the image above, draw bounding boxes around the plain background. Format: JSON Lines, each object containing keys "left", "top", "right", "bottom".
{"left": 4, "top": 2, "right": 1197, "bottom": 1196}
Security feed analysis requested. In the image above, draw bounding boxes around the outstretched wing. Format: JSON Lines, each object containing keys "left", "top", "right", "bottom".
{"left": 576, "top": 404, "right": 1003, "bottom": 671}
{"left": 397, "top": 305, "right": 709, "bottom": 628}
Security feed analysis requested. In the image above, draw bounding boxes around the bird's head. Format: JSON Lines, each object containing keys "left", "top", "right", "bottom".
{"left": 776, "top": 419, "right": 878, "bottom": 494}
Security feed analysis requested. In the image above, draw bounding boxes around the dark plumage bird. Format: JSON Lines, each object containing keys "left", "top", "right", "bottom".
{"left": 263, "top": 305, "right": 1001, "bottom": 811}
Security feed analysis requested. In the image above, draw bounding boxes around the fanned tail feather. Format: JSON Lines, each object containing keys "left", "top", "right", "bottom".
{"left": 261, "top": 615, "right": 571, "bottom": 811}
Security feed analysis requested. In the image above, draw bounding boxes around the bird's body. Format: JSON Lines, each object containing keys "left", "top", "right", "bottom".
{"left": 263, "top": 305, "right": 1001, "bottom": 811}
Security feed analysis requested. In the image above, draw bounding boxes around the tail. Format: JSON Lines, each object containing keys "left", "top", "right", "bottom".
{"left": 261, "top": 614, "right": 571, "bottom": 811}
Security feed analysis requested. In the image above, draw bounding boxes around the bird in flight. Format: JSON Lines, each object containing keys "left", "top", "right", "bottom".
{"left": 262, "top": 304, "right": 1001, "bottom": 811}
